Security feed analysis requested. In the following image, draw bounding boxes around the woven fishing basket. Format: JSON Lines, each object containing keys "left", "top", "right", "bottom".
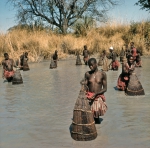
{"left": 125, "top": 72, "right": 145, "bottom": 96}
{"left": 98, "top": 56, "right": 103, "bottom": 66}
{"left": 102, "top": 56, "right": 109, "bottom": 71}
{"left": 76, "top": 54, "right": 82, "bottom": 65}
{"left": 12, "top": 69, "right": 23, "bottom": 85}
{"left": 23, "top": 60, "right": 30, "bottom": 71}
{"left": 50, "top": 59, "right": 57, "bottom": 69}
{"left": 71, "top": 81, "right": 97, "bottom": 141}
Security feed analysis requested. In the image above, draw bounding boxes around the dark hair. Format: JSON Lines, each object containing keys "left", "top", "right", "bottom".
{"left": 84, "top": 45, "right": 87, "bottom": 50}
{"left": 88, "top": 58, "right": 97, "bottom": 65}
{"left": 102, "top": 50, "right": 106, "bottom": 53}
{"left": 4, "top": 53, "right": 8, "bottom": 56}
{"left": 127, "top": 55, "right": 133, "bottom": 60}
{"left": 130, "top": 42, "right": 134, "bottom": 45}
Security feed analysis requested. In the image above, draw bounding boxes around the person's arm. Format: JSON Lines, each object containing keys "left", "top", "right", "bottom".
{"left": 17, "top": 58, "right": 21, "bottom": 68}
{"left": 107, "top": 52, "right": 111, "bottom": 59}
{"left": 12, "top": 59, "right": 17, "bottom": 68}
{"left": 19, "top": 55, "right": 23, "bottom": 68}
{"left": 112, "top": 52, "right": 117, "bottom": 62}
{"left": 122, "top": 63, "right": 128, "bottom": 74}
{"left": 83, "top": 72, "right": 89, "bottom": 91}
{"left": 84, "top": 72, "right": 88, "bottom": 84}
{"left": 128, "top": 64, "right": 135, "bottom": 74}
{"left": 56, "top": 54, "right": 58, "bottom": 60}
{"left": 2, "top": 61, "right": 5, "bottom": 78}
{"left": 137, "top": 49, "right": 141, "bottom": 56}
{"left": 108, "top": 53, "right": 113, "bottom": 68}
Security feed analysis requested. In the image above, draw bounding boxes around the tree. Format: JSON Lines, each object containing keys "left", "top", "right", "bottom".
{"left": 135, "top": 0, "right": 150, "bottom": 12}
{"left": 73, "top": 16, "right": 96, "bottom": 36}
{"left": 8, "top": 0, "right": 118, "bottom": 34}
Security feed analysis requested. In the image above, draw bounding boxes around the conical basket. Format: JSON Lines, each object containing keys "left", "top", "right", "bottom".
{"left": 76, "top": 54, "right": 82, "bottom": 65}
{"left": 125, "top": 73, "right": 145, "bottom": 96}
{"left": 50, "top": 58, "right": 57, "bottom": 69}
{"left": 71, "top": 82, "right": 97, "bottom": 141}
{"left": 98, "top": 56, "right": 103, "bottom": 66}
{"left": 12, "top": 69, "right": 23, "bottom": 85}
{"left": 23, "top": 59, "right": 30, "bottom": 71}
{"left": 102, "top": 56, "right": 109, "bottom": 71}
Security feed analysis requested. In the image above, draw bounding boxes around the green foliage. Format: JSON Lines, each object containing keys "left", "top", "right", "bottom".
{"left": 143, "top": 21, "right": 150, "bottom": 38}
{"left": 73, "top": 16, "right": 96, "bottom": 37}
{"left": 8, "top": 0, "right": 117, "bottom": 34}
{"left": 8, "top": 22, "right": 51, "bottom": 32}
{"left": 135, "top": 0, "right": 150, "bottom": 11}
{"left": 129, "top": 22, "right": 140, "bottom": 35}
{"left": 121, "top": 21, "right": 150, "bottom": 46}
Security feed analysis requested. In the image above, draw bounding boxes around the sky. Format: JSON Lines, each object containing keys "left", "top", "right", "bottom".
{"left": 0, "top": 0, "right": 149, "bottom": 33}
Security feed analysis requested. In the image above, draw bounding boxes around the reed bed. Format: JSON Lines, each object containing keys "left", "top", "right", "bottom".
{"left": 0, "top": 21, "right": 149, "bottom": 64}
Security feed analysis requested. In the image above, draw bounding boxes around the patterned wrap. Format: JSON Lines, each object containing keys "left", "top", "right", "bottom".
{"left": 4, "top": 70, "right": 14, "bottom": 78}
{"left": 86, "top": 92, "right": 107, "bottom": 118}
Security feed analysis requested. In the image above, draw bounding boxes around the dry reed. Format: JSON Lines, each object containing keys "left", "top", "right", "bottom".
{"left": 0, "top": 21, "right": 149, "bottom": 64}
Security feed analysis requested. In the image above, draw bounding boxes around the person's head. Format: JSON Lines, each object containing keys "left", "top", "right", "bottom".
{"left": 88, "top": 58, "right": 97, "bottom": 71}
{"left": 109, "top": 46, "right": 113, "bottom": 52}
{"left": 4, "top": 53, "right": 9, "bottom": 60}
{"left": 102, "top": 50, "right": 106, "bottom": 54}
{"left": 55, "top": 50, "right": 58, "bottom": 54}
{"left": 84, "top": 45, "right": 87, "bottom": 50}
{"left": 130, "top": 42, "right": 134, "bottom": 49}
{"left": 127, "top": 55, "right": 134, "bottom": 64}
{"left": 24, "top": 52, "right": 28, "bottom": 57}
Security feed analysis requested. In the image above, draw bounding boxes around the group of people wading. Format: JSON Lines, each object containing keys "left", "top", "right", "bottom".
{"left": 2, "top": 52, "right": 29, "bottom": 82}
{"left": 2, "top": 49, "right": 59, "bottom": 82}
{"left": 75, "top": 42, "right": 144, "bottom": 124}
{"left": 1, "top": 42, "right": 145, "bottom": 137}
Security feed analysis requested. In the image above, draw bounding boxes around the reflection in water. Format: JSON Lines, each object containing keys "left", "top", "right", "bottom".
{"left": 0, "top": 58, "right": 150, "bottom": 148}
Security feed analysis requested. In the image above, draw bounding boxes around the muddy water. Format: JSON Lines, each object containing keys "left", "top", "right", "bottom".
{"left": 0, "top": 57, "right": 150, "bottom": 148}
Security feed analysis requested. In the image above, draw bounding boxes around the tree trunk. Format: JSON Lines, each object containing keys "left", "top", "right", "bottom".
{"left": 62, "top": 18, "right": 68, "bottom": 34}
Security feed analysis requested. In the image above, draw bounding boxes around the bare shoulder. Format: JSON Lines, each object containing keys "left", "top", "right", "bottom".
{"left": 98, "top": 70, "right": 107, "bottom": 77}
{"left": 124, "top": 62, "right": 129, "bottom": 67}
{"left": 98, "top": 70, "right": 106, "bottom": 74}
{"left": 85, "top": 71, "right": 90, "bottom": 76}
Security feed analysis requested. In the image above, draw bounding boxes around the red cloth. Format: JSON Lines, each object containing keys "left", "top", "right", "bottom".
{"left": 86, "top": 92, "right": 106, "bottom": 102}
{"left": 86, "top": 92, "right": 107, "bottom": 117}
{"left": 4, "top": 70, "right": 14, "bottom": 78}
{"left": 117, "top": 74, "right": 129, "bottom": 91}
{"left": 132, "top": 48, "right": 137, "bottom": 58}
{"left": 112, "top": 60, "right": 119, "bottom": 69}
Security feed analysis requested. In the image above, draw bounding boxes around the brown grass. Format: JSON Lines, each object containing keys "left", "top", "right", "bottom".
{"left": 0, "top": 21, "right": 149, "bottom": 64}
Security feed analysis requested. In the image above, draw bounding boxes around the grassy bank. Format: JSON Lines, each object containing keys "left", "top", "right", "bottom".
{"left": 0, "top": 21, "right": 150, "bottom": 63}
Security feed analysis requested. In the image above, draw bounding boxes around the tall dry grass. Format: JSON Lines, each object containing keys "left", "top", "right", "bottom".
{"left": 0, "top": 21, "right": 149, "bottom": 64}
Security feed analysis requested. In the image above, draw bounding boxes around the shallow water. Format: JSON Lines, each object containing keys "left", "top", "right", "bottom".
{"left": 0, "top": 57, "right": 150, "bottom": 148}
